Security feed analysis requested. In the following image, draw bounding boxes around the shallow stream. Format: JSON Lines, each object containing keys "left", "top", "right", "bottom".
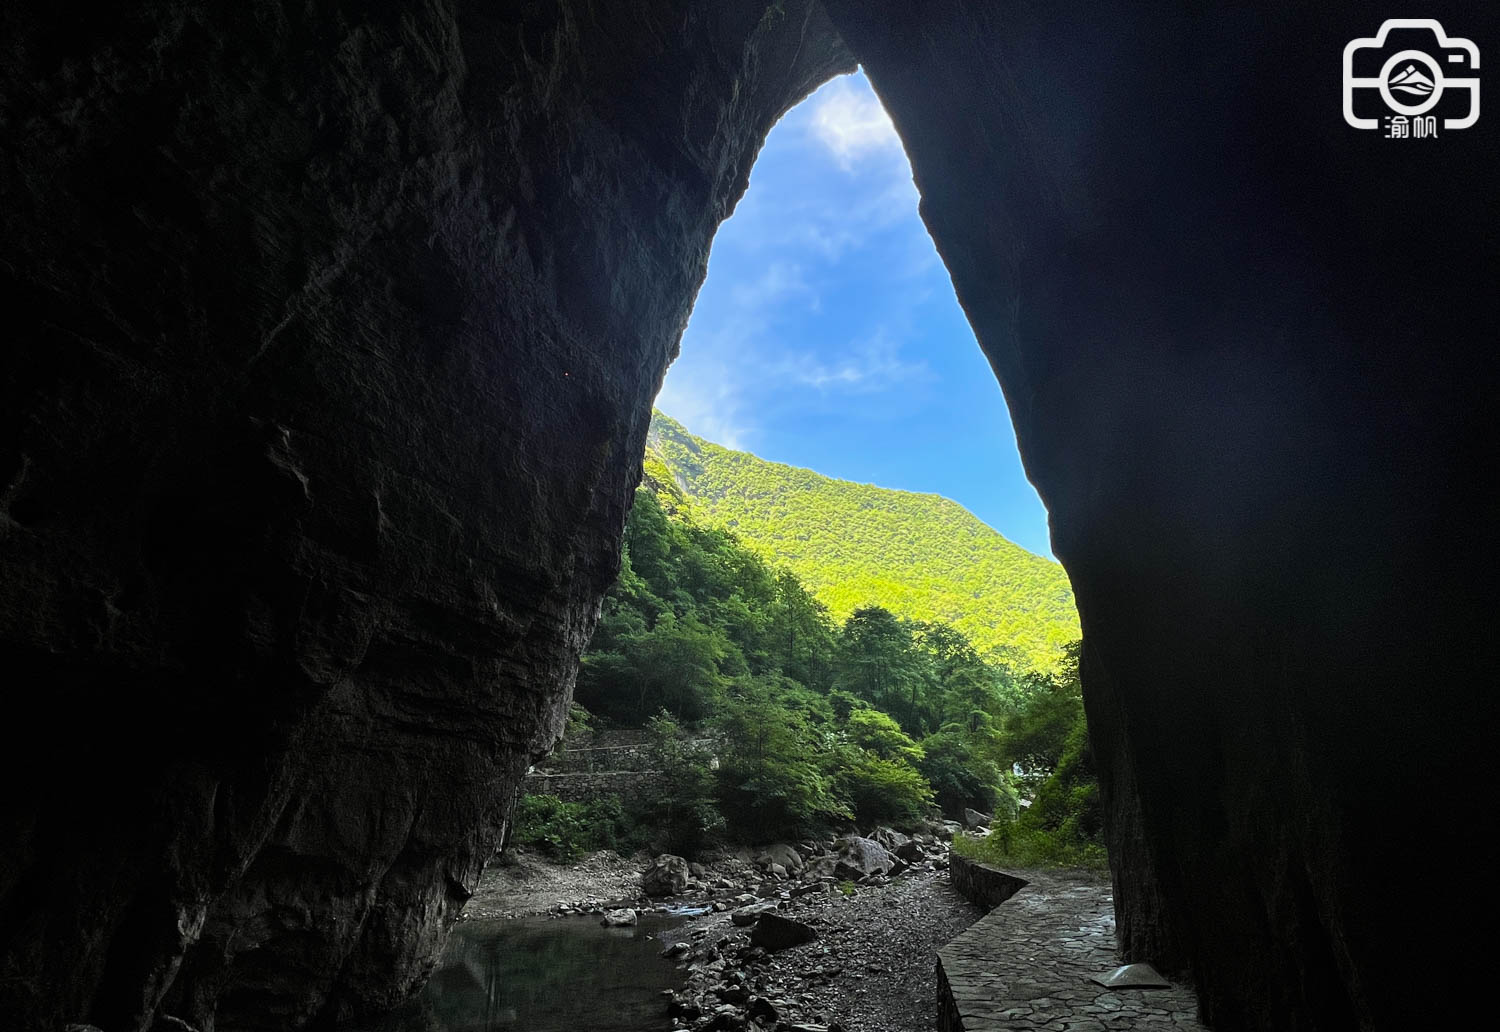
{"left": 359, "top": 912, "right": 688, "bottom": 1032}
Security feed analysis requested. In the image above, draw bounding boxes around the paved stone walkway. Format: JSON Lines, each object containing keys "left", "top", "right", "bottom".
{"left": 938, "top": 870, "right": 1205, "bottom": 1031}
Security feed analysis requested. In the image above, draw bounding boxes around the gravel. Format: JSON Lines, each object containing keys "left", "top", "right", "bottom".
{"left": 466, "top": 836, "right": 986, "bottom": 1032}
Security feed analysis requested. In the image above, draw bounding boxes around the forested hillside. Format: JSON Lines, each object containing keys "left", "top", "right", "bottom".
{"left": 645, "top": 411, "right": 1079, "bottom": 671}
{"left": 552, "top": 474, "right": 1099, "bottom": 864}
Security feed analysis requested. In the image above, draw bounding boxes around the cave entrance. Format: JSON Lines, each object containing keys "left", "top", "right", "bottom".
{"left": 584, "top": 69, "right": 1092, "bottom": 861}
{"left": 659, "top": 70, "right": 1053, "bottom": 564}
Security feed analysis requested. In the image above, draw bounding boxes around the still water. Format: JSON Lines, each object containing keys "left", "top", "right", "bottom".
{"left": 360, "top": 913, "right": 688, "bottom": 1032}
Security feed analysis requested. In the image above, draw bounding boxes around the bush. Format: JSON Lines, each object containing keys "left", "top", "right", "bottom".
{"left": 917, "top": 729, "right": 1002, "bottom": 817}
{"left": 952, "top": 823, "right": 1107, "bottom": 870}
{"left": 714, "top": 681, "right": 850, "bottom": 840}
{"left": 638, "top": 711, "right": 724, "bottom": 856}
{"left": 1022, "top": 716, "right": 1102, "bottom": 840}
{"left": 831, "top": 748, "right": 933, "bottom": 826}
{"left": 511, "top": 794, "right": 633, "bottom": 862}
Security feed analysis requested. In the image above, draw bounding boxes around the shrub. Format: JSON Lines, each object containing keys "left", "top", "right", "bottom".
{"left": 715, "top": 682, "right": 850, "bottom": 840}
{"left": 1022, "top": 716, "right": 1101, "bottom": 840}
{"left": 917, "top": 729, "right": 1002, "bottom": 817}
{"left": 831, "top": 748, "right": 933, "bottom": 826}
{"left": 952, "top": 823, "right": 1107, "bottom": 871}
{"left": 638, "top": 711, "right": 724, "bottom": 856}
{"left": 511, "top": 794, "right": 632, "bottom": 862}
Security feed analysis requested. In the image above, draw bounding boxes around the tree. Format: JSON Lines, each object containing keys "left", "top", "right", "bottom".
{"left": 639, "top": 711, "right": 723, "bottom": 855}
{"left": 714, "top": 679, "right": 849, "bottom": 840}
{"left": 918, "top": 729, "right": 1003, "bottom": 817}
{"left": 845, "top": 707, "right": 924, "bottom": 764}
{"left": 577, "top": 611, "right": 727, "bottom": 722}
{"left": 836, "top": 606, "right": 934, "bottom": 733}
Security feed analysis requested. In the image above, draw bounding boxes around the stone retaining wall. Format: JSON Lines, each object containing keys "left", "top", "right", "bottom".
{"left": 522, "top": 770, "right": 667, "bottom": 806}
{"left": 949, "top": 853, "right": 1028, "bottom": 910}
{"left": 939, "top": 857, "right": 1030, "bottom": 1032}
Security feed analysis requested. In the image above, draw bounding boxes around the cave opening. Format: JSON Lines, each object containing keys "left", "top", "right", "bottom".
{"left": 2, "top": 3, "right": 1493, "bottom": 1031}
{"left": 659, "top": 70, "right": 1054, "bottom": 565}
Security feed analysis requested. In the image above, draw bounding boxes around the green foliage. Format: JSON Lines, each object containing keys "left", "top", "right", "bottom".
{"left": 570, "top": 437, "right": 1082, "bottom": 852}
{"left": 844, "top": 707, "right": 924, "bottom": 763}
{"left": 512, "top": 795, "right": 634, "bottom": 862}
{"left": 1018, "top": 708, "right": 1102, "bottom": 844}
{"left": 957, "top": 641, "right": 1105, "bottom": 868}
{"left": 563, "top": 702, "right": 594, "bottom": 740}
{"left": 952, "top": 823, "right": 1108, "bottom": 870}
{"left": 647, "top": 411, "right": 1080, "bottom": 672}
{"left": 638, "top": 712, "right": 724, "bottom": 855}
{"left": 917, "top": 728, "right": 1002, "bottom": 817}
{"left": 1002, "top": 641, "right": 1087, "bottom": 790}
{"left": 714, "top": 679, "right": 851, "bottom": 840}
{"left": 831, "top": 747, "right": 934, "bottom": 826}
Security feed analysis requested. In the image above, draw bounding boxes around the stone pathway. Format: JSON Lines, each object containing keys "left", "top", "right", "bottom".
{"left": 938, "top": 870, "right": 1205, "bottom": 1031}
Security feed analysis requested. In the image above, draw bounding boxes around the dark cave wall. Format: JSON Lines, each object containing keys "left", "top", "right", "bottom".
{"left": 0, "top": 2, "right": 849, "bottom": 1029}
{"left": 2, "top": 1, "right": 1496, "bottom": 1031}
{"left": 822, "top": 1, "right": 1498, "bottom": 1029}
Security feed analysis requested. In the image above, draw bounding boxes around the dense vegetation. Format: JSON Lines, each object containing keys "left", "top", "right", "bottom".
{"left": 514, "top": 449, "right": 1100, "bottom": 864}
{"left": 645, "top": 411, "right": 1080, "bottom": 673}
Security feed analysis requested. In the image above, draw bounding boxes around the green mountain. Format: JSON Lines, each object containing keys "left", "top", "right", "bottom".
{"left": 644, "top": 411, "right": 1080, "bottom": 672}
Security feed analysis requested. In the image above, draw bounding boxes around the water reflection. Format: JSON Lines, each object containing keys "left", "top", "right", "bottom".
{"left": 359, "top": 914, "right": 687, "bottom": 1032}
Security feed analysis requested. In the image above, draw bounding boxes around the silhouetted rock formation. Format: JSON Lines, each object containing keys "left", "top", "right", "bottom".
{"left": 2, "top": 2, "right": 1495, "bottom": 1030}
{"left": 0, "top": 3, "right": 849, "bottom": 1029}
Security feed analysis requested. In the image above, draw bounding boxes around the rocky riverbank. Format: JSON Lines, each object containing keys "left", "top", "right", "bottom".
{"left": 468, "top": 824, "right": 989, "bottom": 1032}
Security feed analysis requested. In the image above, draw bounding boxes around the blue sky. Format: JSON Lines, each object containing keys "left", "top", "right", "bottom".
{"left": 657, "top": 71, "right": 1055, "bottom": 560}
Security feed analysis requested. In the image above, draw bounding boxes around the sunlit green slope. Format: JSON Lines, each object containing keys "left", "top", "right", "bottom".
{"left": 644, "top": 411, "right": 1079, "bottom": 671}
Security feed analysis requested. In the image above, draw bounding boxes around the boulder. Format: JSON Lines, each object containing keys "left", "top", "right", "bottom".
{"left": 730, "top": 902, "right": 778, "bottom": 926}
{"left": 755, "top": 842, "right": 805, "bottom": 874}
{"left": 870, "top": 826, "right": 910, "bottom": 852}
{"left": 748, "top": 997, "right": 779, "bottom": 1024}
{"left": 894, "top": 840, "right": 924, "bottom": 862}
{"left": 832, "top": 835, "right": 895, "bottom": 880}
{"left": 600, "top": 908, "right": 637, "bottom": 926}
{"left": 642, "top": 854, "right": 692, "bottom": 897}
{"left": 749, "top": 913, "right": 818, "bottom": 952}
{"left": 707, "top": 1005, "right": 748, "bottom": 1031}
{"left": 803, "top": 853, "right": 838, "bottom": 880}
{"left": 963, "top": 808, "right": 993, "bottom": 829}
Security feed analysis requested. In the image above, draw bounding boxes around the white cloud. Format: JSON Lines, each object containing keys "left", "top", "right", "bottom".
{"left": 808, "top": 77, "right": 903, "bottom": 170}
{"left": 730, "top": 261, "right": 817, "bottom": 310}
{"left": 772, "top": 330, "right": 932, "bottom": 394}
{"left": 656, "top": 360, "right": 754, "bottom": 451}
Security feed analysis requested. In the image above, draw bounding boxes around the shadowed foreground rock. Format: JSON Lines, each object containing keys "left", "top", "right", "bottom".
{"left": 2, "top": 1, "right": 1496, "bottom": 1030}
{"left": 0, "top": 2, "right": 850, "bottom": 1028}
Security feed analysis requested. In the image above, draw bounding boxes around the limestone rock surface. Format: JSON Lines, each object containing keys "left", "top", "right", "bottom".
{"left": 0, "top": 2, "right": 850, "bottom": 1029}
{"left": 3, "top": 2, "right": 1497, "bottom": 1031}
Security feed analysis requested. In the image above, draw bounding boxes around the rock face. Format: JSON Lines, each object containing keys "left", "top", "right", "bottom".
{"left": 0, "top": 3, "right": 849, "bottom": 1030}
{"left": 2, "top": 2, "right": 1495, "bottom": 1031}
{"left": 819, "top": 2, "right": 1499, "bottom": 1029}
